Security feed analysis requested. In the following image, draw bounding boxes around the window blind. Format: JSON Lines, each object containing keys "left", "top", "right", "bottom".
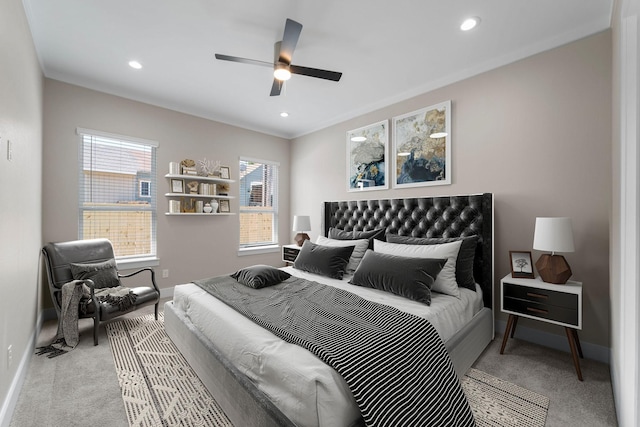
{"left": 239, "top": 157, "right": 279, "bottom": 248}
{"left": 77, "top": 128, "right": 157, "bottom": 260}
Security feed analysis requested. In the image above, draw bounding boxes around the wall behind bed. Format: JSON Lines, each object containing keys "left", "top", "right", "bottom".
{"left": 290, "top": 31, "right": 611, "bottom": 359}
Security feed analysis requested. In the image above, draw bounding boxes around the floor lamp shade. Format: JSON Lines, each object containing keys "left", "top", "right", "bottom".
{"left": 293, "top": 215, "right": 311, "bottom": 246}
{"left": 533, "top": 217, "right": 575, "bottom": 284}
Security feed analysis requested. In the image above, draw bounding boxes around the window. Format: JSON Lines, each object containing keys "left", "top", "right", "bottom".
{"left": 77, "top": 128, "right": 158, "bottom": 261}
{"left": 139, "top": 180, "right": 151, "bottom": 198}
{"left": 239, "top": 158, "right": 279, "bottom": 249}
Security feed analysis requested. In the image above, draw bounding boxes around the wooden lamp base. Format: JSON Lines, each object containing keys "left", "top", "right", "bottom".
{"left": 535, "top": 253, "right": 572, "bottom": 284}
{"left": 294, "top": 233, "right": 310, "bottom": 246}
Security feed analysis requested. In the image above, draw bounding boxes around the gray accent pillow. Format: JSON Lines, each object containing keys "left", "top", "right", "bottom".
{"left": 349, "top": 250, "right": 447, "bottom": 305}
{"left": 386, "top": 234, "right": 479, "bottom": 291}
{"left": 328, "top": 227, "right": 385, "bottom": 249}
{"left": 293, "top": 240, "right": 355, "bottom": 280}
{"left": 231, "top": 265, "right": 291, "bottom": 289}
{"left": 315, "top": 236, "right": 369, "bottom": 274}
{"left": 70, "top": 259, "right": 121, "bottom": 289}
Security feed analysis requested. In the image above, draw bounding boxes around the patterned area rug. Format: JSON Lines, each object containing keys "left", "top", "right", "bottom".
{"left": 106, "top": 313, "right": 233, "bottom": 427}
{"left": 461, "top": 368, "right": 550, "bottom": 426}
{"left": 107, "top": 313, "right": 549, "bottom": 427}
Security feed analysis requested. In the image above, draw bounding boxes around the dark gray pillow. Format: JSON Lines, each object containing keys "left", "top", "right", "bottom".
{"left": 231, "top": 265, "right": 291, "bottom": 289}
{"left": 349, "top": 250, "right": 446, "bottom": 305}
{"left": 70, "top": 259, "right": 120, "bottom": 289}
{"left": 386, "top": 234, "right": 478, "bottom": 291}
{"left": 328, "top": 227, "right": 385, "bottom": 249}
{"left": 293, "top": 240, "right": 355, "bottom": 279}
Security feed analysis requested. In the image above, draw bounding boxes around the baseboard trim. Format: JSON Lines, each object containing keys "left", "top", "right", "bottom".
{"left": 496, "top": 319, "right": 610, "bottom": 364}
{"left": 0, "top": 310, "right": 47, "bottom": 427}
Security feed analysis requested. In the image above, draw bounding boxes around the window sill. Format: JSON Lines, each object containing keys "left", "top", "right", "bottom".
{"left": 116, "top": 256, "right": 160, "bottom": 270}
{"left": 237, "top": 245, "right": 280, "bottom": 257}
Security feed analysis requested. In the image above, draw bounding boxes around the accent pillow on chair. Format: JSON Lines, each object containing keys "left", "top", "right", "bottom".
{"left": 70, "top": 259, "right": 121, "bottom": 288}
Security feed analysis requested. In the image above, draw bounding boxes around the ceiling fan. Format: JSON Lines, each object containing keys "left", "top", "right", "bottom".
{"left": 215, "top": 18, "right": 343, "bottom": 96}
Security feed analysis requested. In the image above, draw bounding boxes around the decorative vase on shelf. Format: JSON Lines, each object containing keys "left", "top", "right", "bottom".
{"left": 210, "top": 199, "right": 219, "bottom": 213}
{"left": 203, "top": 203, "right": 213, "bottom": 214}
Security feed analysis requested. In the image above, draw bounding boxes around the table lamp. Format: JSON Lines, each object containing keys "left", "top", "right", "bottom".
{"left": 293, "top": 215, "right": 311, "bottom": 246}
{"left": 533, "top": 217, "right": 575, "bottom": 284}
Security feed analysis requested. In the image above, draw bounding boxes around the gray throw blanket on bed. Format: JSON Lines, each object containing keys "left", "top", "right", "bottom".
{"left": 193, "top": 275, "right": 475, "bottom": 427}
{"left": 36, "top": 281, "right": 136, "bottom": 358}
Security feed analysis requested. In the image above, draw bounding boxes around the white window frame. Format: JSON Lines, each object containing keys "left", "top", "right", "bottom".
{"left": 76, "top": 127, "right": 159, "bottom": 268}
{"left": 139, "top": 180, "right": 151, "bottom": 198}
{"left": 238, "top": 156, "right": 280, "bottom": 255}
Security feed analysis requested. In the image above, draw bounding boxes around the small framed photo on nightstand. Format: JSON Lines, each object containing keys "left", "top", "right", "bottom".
{"left": 509, "top": 251, "right": 535, "bottom": 279}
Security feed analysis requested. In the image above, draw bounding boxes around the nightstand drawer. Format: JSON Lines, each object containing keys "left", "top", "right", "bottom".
{"left": 503, "top": 283, "right": 577, "bottom": 310}
{"left": 282, "top": 246, "right": 300, "bottom": 262}
{"left": 503, "top": 296, "right": 579, "bottom": 326}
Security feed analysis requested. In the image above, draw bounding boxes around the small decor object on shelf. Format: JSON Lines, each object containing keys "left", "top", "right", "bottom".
{"left": 220, "top": 166, "right": 231, "bottom": 180}
{"left": 187, "top": 181, "right": 199, "bottom": 194}
{"left": 509, "top": 251, "right": 534, "bottom": 279}
{"left": 195, "top": 200, "right": 204, "bottom": 213}
{"left": 169, "top": 200, "right": 180, "bottom": 214}
{"left": 292, "top": 215, "right": 311, "bottom": 246}
{"left": 180, "top": 159, "right": 197, "bottom": 175}
{"left": 197, "top": 158, "right": 221, "bottom": 177}
{"left": 210, "top": 199, "right": 219, "bottom": 213}
{"left": 218, "top": 199, "right": 229, "bottom": 213}
{"left": 171, "top": 179, "right": 184, "bottom": 193}
{"left": 216, "top": 182, "right": 229, "bottom": 196}
{"left": 533, "top": 217, "right": 575, "bottom": 284}
{"left": 203, "top": 203, "right": 213, "bottom": 213}
{"left": 169, "top": 161, "right": 180, "bottom": 175}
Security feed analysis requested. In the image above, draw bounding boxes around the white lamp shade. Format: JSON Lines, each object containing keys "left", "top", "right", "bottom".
{"left": 292, "top": 215, "right": 311, "bottom": 232}
{"left": 533, "top": 217, "right": 575, "bottom": 253}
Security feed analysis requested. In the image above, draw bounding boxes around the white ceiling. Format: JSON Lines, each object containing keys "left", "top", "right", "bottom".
{"left": 22, "top": 0, "right": 612, "bottom": 139}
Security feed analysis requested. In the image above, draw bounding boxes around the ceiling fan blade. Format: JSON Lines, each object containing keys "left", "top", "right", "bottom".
{"left": 215, "top": 54, "right": 273, "bottom": 68}
{"left": 270, "top": 79, "right": 283, "bottom": 96}
{"left": 278, "top": 18, "right": 302, "bottom": 64}
{"left": 290, "top": 64, "right": 342, "bottom": 81}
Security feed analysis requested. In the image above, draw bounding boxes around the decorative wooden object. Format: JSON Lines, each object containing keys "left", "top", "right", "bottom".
{"left": 535, "top": 254, "right": 572, "bottom": 284}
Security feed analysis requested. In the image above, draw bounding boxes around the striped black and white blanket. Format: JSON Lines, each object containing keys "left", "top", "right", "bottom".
{"left": 193, "top": 275, "right": 475, "bottom": 427}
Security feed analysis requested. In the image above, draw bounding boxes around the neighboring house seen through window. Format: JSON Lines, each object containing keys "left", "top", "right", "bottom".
{"left": 77, "top": 128, "right": 158, "bottom": 262}
{"left": 239, "top": 158, "right": 279, "bottom": 249}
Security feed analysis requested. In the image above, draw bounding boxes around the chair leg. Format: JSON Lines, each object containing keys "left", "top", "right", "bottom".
{"left": 155, "top": 302, "right": 159, "bottom": 320}
{"left": 93, "top": 318, "right": 99, "bottom": 346}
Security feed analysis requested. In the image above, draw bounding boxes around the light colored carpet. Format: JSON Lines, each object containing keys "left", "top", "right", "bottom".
{"left": 108, "top": 313, "right": 550, "bottom": 427}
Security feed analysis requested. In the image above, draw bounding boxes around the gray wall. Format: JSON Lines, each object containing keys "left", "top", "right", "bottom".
{"left": 0, "top": 0, "right": 43, "bottom": 418}
{"left": 290, "top": 31, "right": 612, "bottom": 351}
{"left": 42, "top": 79, "right": 291, "bottom": 291}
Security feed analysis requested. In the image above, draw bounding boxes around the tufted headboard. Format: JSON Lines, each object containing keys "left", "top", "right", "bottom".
{"left": 323, "top": 193, "right": 493, "bottom": 308}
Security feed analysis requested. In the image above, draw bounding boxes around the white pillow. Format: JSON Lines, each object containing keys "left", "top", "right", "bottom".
{"left": 373, "top": 239, "right": 463, "bottom": 298}
{"left": 316, "top": 236, "right": 369, "bottom": 274}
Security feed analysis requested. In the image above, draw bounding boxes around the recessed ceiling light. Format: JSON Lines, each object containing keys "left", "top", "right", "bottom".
{"left": 460, "top": 17, "right": 480, "bottom": 31}
{"left": 280, "top": 112, "right": 289, "bottom": 117}
{"left": 128, "top": 60, "right": 142, "bottom": 69}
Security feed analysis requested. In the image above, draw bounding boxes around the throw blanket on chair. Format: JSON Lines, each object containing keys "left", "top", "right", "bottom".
{"left": 193, "top": 275, "right": 475, "bottom": 427}
{"left": 36, "top": 281, "right": 136, "bottom": 358}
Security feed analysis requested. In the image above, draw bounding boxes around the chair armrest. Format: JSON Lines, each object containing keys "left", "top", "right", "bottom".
{"left": 118, "top": 268, "right": 159, "bottom": 292}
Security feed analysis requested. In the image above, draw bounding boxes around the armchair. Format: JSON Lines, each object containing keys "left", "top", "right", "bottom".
{"left": 42, "top": 238, "right": 160, "bottom": 345}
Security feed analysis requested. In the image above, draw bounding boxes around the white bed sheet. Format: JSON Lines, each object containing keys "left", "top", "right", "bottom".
{"left": 172, "top": 267, "right": 484, "bottom": 427}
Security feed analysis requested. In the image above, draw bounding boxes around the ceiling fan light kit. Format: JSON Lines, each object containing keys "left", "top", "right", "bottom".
{"left": 215, "top": 18, "right": 342, "bottom": 96}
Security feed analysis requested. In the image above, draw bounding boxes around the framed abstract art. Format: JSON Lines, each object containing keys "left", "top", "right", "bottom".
{"left": 346, "top": 120, "right": 389, "bottom": 192}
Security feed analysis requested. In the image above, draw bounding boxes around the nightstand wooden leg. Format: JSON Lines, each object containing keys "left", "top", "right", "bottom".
{"left": 571, "top": 329, "right": 584, "bottom": 358}
{"left": 500, "top": 314, "right": 516, "bottom": 354}
{"left": 510, "top": 316, "right": 519, "bottom": 338}
{"left": 565, "top": 327, "right": 584, "bottom": 381}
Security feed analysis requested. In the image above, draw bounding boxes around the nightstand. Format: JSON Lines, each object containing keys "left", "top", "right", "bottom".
{"left": 499, "top": 274, "right": 584, "bottom": 381}
{"left": 282, "top": 244, "right": 301, "bottom": 264}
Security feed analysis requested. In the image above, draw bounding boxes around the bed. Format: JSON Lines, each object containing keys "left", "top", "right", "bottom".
{"left": 164, "top": 193, "right": 494, "bottom": 427}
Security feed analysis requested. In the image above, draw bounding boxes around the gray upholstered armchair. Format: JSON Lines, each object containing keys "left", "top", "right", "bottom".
{"left": 42, "top": 238, "right": 160, "bottom": 345}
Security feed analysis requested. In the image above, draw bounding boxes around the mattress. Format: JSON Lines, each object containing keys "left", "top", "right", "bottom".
{"left": 172, "top": 267, "right": 484, "bottom": 427}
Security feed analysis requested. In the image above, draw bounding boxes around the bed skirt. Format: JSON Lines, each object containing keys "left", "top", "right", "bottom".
{"left": 163, "top": 301, "right": 493, "bottom": 427}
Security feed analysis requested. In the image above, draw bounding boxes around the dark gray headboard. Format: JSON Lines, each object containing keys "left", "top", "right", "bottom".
{"left": 323, "top": 193, "right": 493, "bottom": 308}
